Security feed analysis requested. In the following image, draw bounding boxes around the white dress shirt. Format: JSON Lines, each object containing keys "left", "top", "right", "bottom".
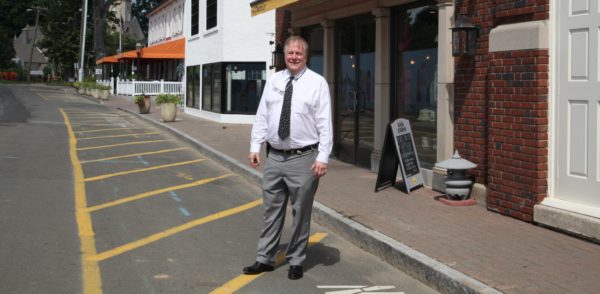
{"left": 250, "top": 67, "right": 333, "bottom": 164}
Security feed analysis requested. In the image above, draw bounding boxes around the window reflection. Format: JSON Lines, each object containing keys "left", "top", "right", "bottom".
{"left": 393, "top": 3, "right": 438, "bottom": 169}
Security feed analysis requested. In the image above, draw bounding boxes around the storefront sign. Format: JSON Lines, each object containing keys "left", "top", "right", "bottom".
{"left": 375, "top": 119, "right": 424, "bottom": 193}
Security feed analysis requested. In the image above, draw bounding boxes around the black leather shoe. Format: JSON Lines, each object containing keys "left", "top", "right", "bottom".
{"left": 288, "top": 265, "right": 303, "bottom": 280}
{"left": 243, "top": 262, "right": 274, "bottom": 275}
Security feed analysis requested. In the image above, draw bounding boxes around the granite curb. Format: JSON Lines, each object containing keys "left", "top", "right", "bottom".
{"left": 115, "top": 106, "right": 501, "bottom": 294}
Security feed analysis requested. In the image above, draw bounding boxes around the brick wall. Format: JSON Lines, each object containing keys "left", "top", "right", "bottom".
{"left": 455, "top": 0, "right": 549, "bottom": 222}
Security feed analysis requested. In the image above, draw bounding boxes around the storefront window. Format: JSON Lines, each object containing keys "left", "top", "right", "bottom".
{"left": 392, "top": 2, "right": 438, "bottom": 169}
{"left": 186, "top": 65, "right": 200, "bottom": 109}
{"left": 202, "top": 62, "right": 266, "bottom": 114}
{"left": 302, "top": 25, "right": 324, "bottom": 76}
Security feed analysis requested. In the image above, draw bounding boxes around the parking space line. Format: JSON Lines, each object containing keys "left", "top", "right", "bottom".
{"left": 88, "top": 199, "right": 264, "bottom": 262}
{"left": 209, "top": 232, "right": 328, "bottom": 294}
{"left": 76, "top": 128, "right": 146, "bottom": 134}
{"left": 60, "top": 109, "right": 103, "bottom": 294}
{"left": 84, "top": 159, "right": 205, "bottom": 182}
{"left": 78, "top": 132, "right": 161, "bottom": 140}
{"left": 81, "top": 148, "right": 189, "bottom": 164}
{"left": 85, "top": 173, "right": 234, "bottom": 212}
{"left": 77, "top": 139, "right": 172, "bottom": 151}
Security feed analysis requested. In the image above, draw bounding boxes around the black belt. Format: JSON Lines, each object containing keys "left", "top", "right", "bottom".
{"left": 269, "top": 143, "right": 318, "bottom": 155}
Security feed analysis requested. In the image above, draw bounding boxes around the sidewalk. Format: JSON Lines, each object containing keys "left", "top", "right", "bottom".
{"left": 100, "top": 93, "right": 600, "bottom": 294}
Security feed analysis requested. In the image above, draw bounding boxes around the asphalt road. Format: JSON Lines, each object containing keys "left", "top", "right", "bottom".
{"left": 0, "top": 83, "right": 439, "bottom": 294}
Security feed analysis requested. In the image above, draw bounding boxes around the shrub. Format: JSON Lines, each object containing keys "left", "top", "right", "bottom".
{"left": 133, "top": 95, "right": 146, "bottom": 106}
{"left": 155, "top": 94, "right": 182, "bottom": 105}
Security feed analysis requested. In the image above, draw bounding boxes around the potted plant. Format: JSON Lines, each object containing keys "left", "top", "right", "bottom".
{"left": 134, "top": 94, "right": 151, "bottom": 114}
{"left": 97, "top": 84, "right": 111, "bottom": 100}
{"left": 155, "top": 94, "right": 182, "bottom": 122}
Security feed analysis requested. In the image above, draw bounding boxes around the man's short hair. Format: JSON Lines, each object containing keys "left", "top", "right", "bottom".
{"left": 283, "top": 35, "right": 309, "bottom": 55}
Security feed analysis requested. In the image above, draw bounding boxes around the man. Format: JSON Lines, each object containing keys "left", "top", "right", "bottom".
{"left": 243, "top": 35, "right": 332, "bottom": 280}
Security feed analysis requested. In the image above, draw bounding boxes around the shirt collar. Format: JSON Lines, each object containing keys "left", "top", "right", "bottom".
{"left": 285, "top": 66, "right": 307, "bottom": 81}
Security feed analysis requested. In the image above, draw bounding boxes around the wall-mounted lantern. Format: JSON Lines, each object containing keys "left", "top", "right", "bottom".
{"left": 452, "top": 14, "right": 479, "bottom": 57}
{"left": 270, "top": 43, "right": 284, "bottom": 70}
{"left": 435, "top": 150, "right": 477, "bottom": 200}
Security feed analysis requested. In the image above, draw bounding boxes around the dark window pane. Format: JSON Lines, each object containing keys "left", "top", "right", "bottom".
{"left": 191, "top": 0, "right": 199, "bottom": 35}
{"left": 211, "top": 63, "right": 221, "bottom": 112}
{"left": 202, "top": 64, "right": 211, "bottom": 110}
{"left": 224, "top": 62, "right": 266, "bottom": 114}
{"left": 206, "top": 0, "right": 217, "bottom": 29}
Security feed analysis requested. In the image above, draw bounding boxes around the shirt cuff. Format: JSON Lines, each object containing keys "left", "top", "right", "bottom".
{"left": 250, "top": 143, "right": 262, "bottom": 153}
{"left": 316, "top": 152, "right": 329, "bottom": 164}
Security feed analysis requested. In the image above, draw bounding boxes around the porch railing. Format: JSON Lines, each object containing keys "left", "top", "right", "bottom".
{"left": 97, "top": 78, "right": 183, "bottom": 96}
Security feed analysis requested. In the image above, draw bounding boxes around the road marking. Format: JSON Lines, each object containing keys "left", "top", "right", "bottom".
{"left": 77, "top": 139, "right": 172, "bottom": 151}
{"left": 77, "top": 132, "right": 161, "bottom": 140}
{"left": 36, "top": 93, "right": 49, "bottom": 101}
{"left": 88, "top": 198, "right": 263, "bottom": 262}
{"left": 317, "top": 286, "right": 368, "bottom": 289}
{"left": 85, "top": 174, "right": 233, "bottom": 212}
{"left": 170, "top": 191, "right": 182, "bottom": 202}
{"left": 84, "top": 159, "right": 205, "bottom": 182}
{"left": 80, "top": 148, "right": 188, "bottom": 164}
{"left": 76, "top": 127, "right": 142, "bottom": 134}
{"left": 178, "top": 207, "right": 191, "bottom": 217}
{"left": 60, "top": 109, "right": 103, "bottom": 294}
{"left": 209, "top": 232, "right": 328, "bottom": 294}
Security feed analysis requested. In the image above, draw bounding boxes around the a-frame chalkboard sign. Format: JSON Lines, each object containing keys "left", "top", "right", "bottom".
{"left": 375, "top": 118, "right": 424, "bottom": 193}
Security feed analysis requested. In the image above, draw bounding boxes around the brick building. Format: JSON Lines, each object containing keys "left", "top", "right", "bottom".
{"left": 252, "top": 0, "right": 600, "bottom": 241}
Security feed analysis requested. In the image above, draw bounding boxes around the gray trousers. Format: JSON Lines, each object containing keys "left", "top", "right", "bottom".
{"left": 255, "top": 149, "right": 319, "bottom": 267}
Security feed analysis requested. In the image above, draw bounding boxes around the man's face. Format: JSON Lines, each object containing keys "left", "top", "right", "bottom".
{"left": 284, "top": 41, "right": 307, "bottom": 76}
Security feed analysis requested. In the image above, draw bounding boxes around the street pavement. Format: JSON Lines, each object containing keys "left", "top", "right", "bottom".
{"left": 97, "top": 87, "right": 600, "bottom": 294}
{"left": 0, "top": 83, "right": 439, "bottom": 294}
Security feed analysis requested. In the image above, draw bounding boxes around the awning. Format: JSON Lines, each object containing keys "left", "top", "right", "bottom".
{"left": 96, "top": 55, "right": 118, "bottom": 65}
{"left": 117, "top": 38, "right": 185, "bottom": 60}
{"left": 250, "top": 0, "right": 298, "bottom": 16}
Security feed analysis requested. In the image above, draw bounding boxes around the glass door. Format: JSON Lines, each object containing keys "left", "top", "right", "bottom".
{"left": 335, "top": 15, "right": 375, "bottom": 168}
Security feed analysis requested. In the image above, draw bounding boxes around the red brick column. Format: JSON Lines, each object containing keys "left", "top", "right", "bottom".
{"left": 454, "top": 0, "right": 549, "bottom": 221}
{"left": 487, "top": 49, "right": 549, "bottom": 222}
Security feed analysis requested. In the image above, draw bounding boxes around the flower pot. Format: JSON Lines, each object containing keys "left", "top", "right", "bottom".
{"left": 137, "top": 97, "right": 151, "bottom": 114}
{"left": 160, "top": 102, "right": 177, "bottom": 122}
{"left": 99, "top": 89, "right": 110, "bottom": 100}
{"left": 91, "top": 88, "right": 99, "bottom": 99}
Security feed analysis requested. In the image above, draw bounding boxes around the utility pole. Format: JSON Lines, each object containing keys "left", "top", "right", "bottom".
{"left": 78, "top": 0, "right": 88, "bottom": 82}
{"left": 26, "top": 6, "right": 46, "bottom": 82}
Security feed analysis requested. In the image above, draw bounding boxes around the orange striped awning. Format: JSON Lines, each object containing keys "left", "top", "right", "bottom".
{"left": 96, "top": 55, "right": 118, "bottom": 64}
{"left": 118, "top": 38, "right": 185, "bottom": 60}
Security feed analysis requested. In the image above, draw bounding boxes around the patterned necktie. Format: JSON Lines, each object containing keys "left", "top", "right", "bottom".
{"left": 278, "top": 76, "right": 294, "bottom": 139}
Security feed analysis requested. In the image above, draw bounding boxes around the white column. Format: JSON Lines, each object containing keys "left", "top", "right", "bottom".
{"left": 436, "top": 0, "right": 455, "bottom": 161}
{"left": 371, "top": 8, "right": 391, "bottom": 172}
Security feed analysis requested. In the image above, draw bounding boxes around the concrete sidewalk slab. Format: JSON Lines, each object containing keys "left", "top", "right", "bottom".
{"left": 88, "top": 92, "right": 600, "bottom": 294}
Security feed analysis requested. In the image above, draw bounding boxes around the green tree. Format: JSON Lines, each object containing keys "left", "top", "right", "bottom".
{"left": 0, "top": 0, "right": 34, "bottom": 69}
{"left": 131, "top": 0, "right": 160, "bottom": 37}
{"left": 35, "top": 0, "right": 93, "bottom": 79}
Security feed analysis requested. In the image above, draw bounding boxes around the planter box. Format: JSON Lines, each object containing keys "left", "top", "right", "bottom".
{"left": 99, "top": 89, "right": 110, "bottom": 100}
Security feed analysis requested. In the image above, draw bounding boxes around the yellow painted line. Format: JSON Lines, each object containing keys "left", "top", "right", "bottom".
{"left": 81, "top": 147, "right": 189, "bottom": 164}
{"left": 88, "top": 199, "right": 264, "bottom": 262}
{"left": 78, "top": 132, "right": 161, "bottom": 140}
{"left": 210, "top": 232, "right": 328, "bottom": 294}
{"left": 60, "top": 109, "right": 103, "bottom": 294}
{"left": 76, "top": 128, "right": 141, "bottom": 134}
{"left": 77, "top": 139, "right": 172, "bottom": 151}
{"left": 36, "top": 93, "right": 49, "bottom": 101}
{"left": 86, "top": 173, "right": 234, "bottom": 212}
{"left": 84, "top": 159, "right": 205, "bottom": 182}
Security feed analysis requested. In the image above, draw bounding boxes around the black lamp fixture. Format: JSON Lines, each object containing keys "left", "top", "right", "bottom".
{"left": 270, "top": 41, "right": 284, "bottom": 70}
{"left": 452, "top": 14, "right": 479, "bottom": 57}
{"left": 135, "top": 42, "right": 142, "bottom": 77}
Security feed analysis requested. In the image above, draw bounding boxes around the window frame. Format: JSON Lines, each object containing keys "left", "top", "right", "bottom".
{"left": 191, "top": 0, "right": 199, "bottom": 36}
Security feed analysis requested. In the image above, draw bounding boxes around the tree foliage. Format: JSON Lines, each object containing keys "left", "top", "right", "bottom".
{"left": 93, "top": 0, "right": 118, "bottom": 59}
{"left": 0, "top": 0, "right": 34, "bottom": 68}
{"left": 131, "top": 0, "right": 160, "bottom": 37}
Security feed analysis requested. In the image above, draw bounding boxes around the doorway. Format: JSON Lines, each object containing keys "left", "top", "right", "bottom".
{"left": 335, "top": 14, "right": 376, "bottom": 168}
